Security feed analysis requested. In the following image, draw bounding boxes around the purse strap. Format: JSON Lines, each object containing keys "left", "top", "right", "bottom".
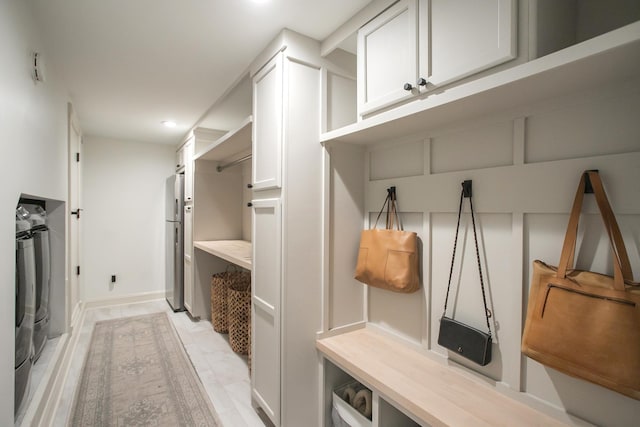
{"left": 557, "top": 171, "right": 634, "bottom": 291}
{"left": 373, "top": 187, "right": 404, "bottom": 231}
{"left": 443, "top": 181, "right": 492, "bottom": 336}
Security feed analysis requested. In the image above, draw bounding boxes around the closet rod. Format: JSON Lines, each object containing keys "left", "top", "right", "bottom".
{"left": 216, "top": 154, "right": 252, "bottom": 172}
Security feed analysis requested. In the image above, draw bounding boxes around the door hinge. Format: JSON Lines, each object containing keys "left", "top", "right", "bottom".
{"left": 76, "top": 152, "right": 80, "bottom": 162}
{"left": 76, "top": 266, "right": 80, "bottom": 276}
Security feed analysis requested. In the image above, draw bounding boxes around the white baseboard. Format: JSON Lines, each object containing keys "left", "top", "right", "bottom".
{"left": 84, "top": 290, "right": 166, "bottom": 309}
{"left": 70, "top": 300, "right": 83, "bottom": 327}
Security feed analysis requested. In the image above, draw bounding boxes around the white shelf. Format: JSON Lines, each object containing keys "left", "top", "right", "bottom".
{"left": 317, "top": 326, "right": 568, "bottom": 427}
{"left": 194, "top": 116, "right": 252, "bottom": 161}
{"left": 320, "top": 22, "right": 640, "bottom": 145}
{"left": 194, "top": 240, "right": 252, "bottom": 270}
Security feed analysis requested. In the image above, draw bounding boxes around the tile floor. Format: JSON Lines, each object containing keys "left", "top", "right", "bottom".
{"left": 52, "top": 299, "right": 268, "bottom": 426}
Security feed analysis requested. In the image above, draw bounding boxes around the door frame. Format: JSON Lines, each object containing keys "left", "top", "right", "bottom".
{"left": 67, "top": 102, "right": 83, "bottom": 329}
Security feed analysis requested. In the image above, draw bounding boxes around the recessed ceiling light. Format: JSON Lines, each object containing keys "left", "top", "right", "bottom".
{"left": 251, "top": 0, "right": 270, "bottom": 3}
{"left": 161, "top": 120, "right": 177, "bottom": 128}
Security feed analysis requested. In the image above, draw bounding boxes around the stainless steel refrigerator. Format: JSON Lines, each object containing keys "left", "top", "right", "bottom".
{"left": 165, "top": 173, "right": 184, "bottom": 311}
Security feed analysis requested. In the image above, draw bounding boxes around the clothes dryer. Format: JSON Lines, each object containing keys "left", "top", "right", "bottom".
{"left": 15, "top": 206, "right": 36, "bottom": 415}
{"left": 24, "top": 204, "right": 50, "bottom": 362}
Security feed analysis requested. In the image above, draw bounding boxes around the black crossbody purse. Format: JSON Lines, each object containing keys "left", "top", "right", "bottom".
{"left": 437, "top": 180, "right": 493, "bottom": 366}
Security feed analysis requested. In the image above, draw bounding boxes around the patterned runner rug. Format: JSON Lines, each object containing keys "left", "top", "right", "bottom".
{"left": 69, "top": 312, "right": 221, "bottom": 426}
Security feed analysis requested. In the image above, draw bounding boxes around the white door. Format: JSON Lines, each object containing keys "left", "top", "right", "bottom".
{"left": 251, "top": 198, "right": 281, "bottom": 426}
{"left": 357, "top": 0, "right": 419, "bottom": 116}
{"left": 426, "top": 0, "right": 516, "bottom": 87}
{"left": 67, "top": 103, "right": 83, "bottom": 327}
{"left": 252, "top": 54, "right": 283, "bottom": 191}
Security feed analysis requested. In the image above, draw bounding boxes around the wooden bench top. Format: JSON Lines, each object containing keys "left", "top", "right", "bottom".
{"left": 317, "top": 327, "right": 567, "bottom": 427}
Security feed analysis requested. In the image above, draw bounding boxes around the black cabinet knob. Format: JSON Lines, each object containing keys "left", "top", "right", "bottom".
{"left": 417, "top": 77, "right": 428, "bottom": 87}
{"left": 247, "top": 183, "right": 253, "bottom": 189}
{"left": 247, "top": 202, "right": 253, "bottom": 207}
{"left": 403, "top": 83, "right": 413, "bottom": 91}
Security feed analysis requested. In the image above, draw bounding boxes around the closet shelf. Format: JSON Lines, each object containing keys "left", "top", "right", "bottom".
{"left": 194, "top": 116, "right": 252, "bottom": 162}
{"left": 320, "top": 22, "right": 640, "bottom": 145}
{"left": 194, "top": 240, "right": 252, "bottom": 270}
{"left": 316, "top": 326, "right": 567, "bottom": 427}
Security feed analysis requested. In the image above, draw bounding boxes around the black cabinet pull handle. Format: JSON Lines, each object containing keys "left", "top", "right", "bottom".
{"left": 247, "top": 202, "right": 253, "bottom": 207}
{"left": 417, "top": 77, "right": 427, "bottom": 87}
{"left": 247, "top": 184, "right": 253, "bottom": 189}
{"left": 403, "top": 83, "right": 413, "bottom": 91}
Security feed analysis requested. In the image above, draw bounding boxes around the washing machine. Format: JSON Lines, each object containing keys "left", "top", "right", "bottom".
{"left": 15, "top": 206, "right": 35, "bottom": 415}
{"left": 25, "top": 204, "right": 51, "bottom": 362}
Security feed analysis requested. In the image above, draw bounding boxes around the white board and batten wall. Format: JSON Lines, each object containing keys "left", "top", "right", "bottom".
{"left": 326, "top": 81, "right": 640, "bottom": 424}
{"left": 319, "top": 1, "right": 640, "bottom": 426}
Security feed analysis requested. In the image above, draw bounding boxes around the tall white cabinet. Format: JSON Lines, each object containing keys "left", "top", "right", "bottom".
{"left": 250, "top": 30, "right": 324, "bottom": 427}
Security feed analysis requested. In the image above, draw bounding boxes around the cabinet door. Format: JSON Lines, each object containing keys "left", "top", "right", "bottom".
{"left": 251, "top": 198, "right": 281, "bottom": 426}
{"left": 357, "top": 0, "right": 419, "bottom": 116}
{"left": 176, "top": 146, "right": 184, "bottom": 171}
{"left": 252, "top": 54, "right": 283, "bottom": 191}
{"left": 184, "top": 257, "right": 193, "bottom": 314}
{"left": 426, "top": 0, "right": 516, "bottom": 87}
{"left": 183, "top": 204, "right": 194, "bottom": 314}
{"left": 184, "top": 137, "right": 194, "bottom": 203}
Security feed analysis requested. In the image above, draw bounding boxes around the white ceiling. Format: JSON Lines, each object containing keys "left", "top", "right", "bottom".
{"left": 28, "top": 0, "right": 370, "bottom": 145}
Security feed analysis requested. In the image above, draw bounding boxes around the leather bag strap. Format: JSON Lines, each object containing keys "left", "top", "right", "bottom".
{"left": 443, "top": 182, "right": 492, "bottom": 335}
{"left": 373, "top": 188, "right": 403, "bottom": 231}
{"left": 557, "top": 171, "right": 633, "bottom": 291}
{"left": 373, "top": 192, "right": 391, "bottom": 229}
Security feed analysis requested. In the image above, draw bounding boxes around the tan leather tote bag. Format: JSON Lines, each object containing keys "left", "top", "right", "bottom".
{"left": 354, "top": 187, "right": 420, "bottom": 293}
{"left": 522, "top": 171, "right": 640, "bottom": 400}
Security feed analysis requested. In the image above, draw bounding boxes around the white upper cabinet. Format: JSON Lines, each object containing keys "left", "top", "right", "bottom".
{"left": 426, "top": 0, "right": 516, "bottom": 87}
{"left": 358, "top": 0, "right": 419, "bottom": 116}
{"left": 358, "top": 0, "right": 516, "bottom": 117}
{"left": 176, "top": 146, "right": 185, "bottom": 171}
{"left": 252, "top": 54, "right": 283, "bottom": 191}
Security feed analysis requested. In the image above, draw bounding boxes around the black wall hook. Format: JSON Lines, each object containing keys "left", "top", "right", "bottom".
{"left": 462, "top": 180, "right": 472, "bottom": 198}
{"left": 584, "top": 170, "right": 599, "bottom": 194}
{"left": 387, "top": 186, "right": 396, "bottom": 199}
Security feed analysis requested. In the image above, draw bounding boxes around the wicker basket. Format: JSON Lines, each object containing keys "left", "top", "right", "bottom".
{"left": 211, "top": 271, "right": 249, "bottom": 333}
{"left": 228, "top": 276, "right": 251, "bottom": 354}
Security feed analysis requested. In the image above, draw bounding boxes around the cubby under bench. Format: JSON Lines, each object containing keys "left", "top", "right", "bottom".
{"left": 316, "top": 325, "right": 568, "bottom": 427}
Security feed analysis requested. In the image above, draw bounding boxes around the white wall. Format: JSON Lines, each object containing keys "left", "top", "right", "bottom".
{"left": 0, "top": 1, "right": 69, "bottom": 424}
{"left": 82, "top": 136, "right": 175, "bottom": 301}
